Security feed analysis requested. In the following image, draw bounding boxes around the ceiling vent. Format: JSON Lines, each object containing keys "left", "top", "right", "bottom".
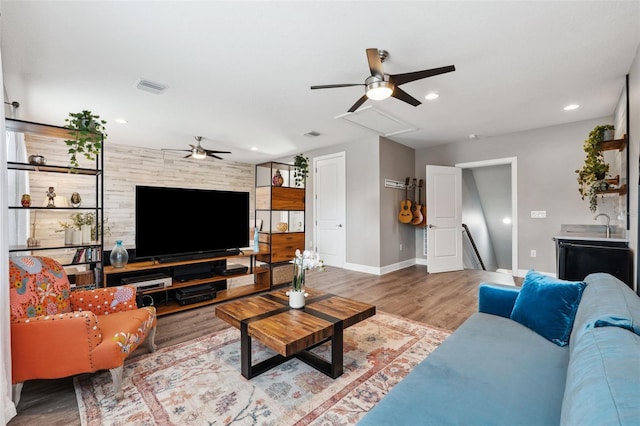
{"left": 336, "top": 106, "right": 417, "bottom": 137}
{"left": 135, "top": 78, "right": 167, "bottom": 94}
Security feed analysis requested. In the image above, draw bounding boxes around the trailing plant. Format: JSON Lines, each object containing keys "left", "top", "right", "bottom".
{"left": 575, "top": 124, "right": 613, "bottom": 212}
{"left": 57, "top": 212, "right": 110, "bottom": 241}
{"left": 64, "top": 110, "right": 107, "bottom": 168}
{"left": 293, "top": 154, "right": 309, "bottom": 187}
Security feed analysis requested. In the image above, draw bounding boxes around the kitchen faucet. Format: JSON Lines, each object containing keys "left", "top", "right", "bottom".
{"left": 594, "top": 213, "right": 611, "bottom": 238}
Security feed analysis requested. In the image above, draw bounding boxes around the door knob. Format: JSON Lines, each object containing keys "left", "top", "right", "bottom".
{"left": 428, "top": 224, "right": 435, "bottom": 228}
{"left": 337, "top": 224, "right": 343, "bottom": 227}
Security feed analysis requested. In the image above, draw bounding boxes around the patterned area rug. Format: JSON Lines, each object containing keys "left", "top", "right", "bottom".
{"left": 74, "top": 311, "right": 450, "bottom": 425}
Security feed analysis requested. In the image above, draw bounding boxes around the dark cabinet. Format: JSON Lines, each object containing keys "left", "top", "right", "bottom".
{"left": 555, "top": 239, "right": 632, "bottom": 289}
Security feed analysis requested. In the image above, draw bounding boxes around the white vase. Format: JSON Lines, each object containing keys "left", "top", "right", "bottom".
{"left": 64, "top": 228, "right": 74, "bottom": 245}
{"left": 81, "top": 224, "right": 92, "bottom": 243}
{"left": 72, "top": 230, "right": 82, "bottom": 245}
{"left": 286, "top": 290, "right": 308, "bottom": 309}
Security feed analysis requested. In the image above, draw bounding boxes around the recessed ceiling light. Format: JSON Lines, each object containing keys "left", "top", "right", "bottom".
{"left": 250, "top": 147, "right": 258, "bottom": 151}
{"left": 502, "top": 217, "right": 512, "bottom": 225}
{"left": 114, "top": 118, "right": 128, "bottom": 124}
{"left": 469, "top": 133, "right": 478, "bottom": 139}
{"left": 564, "top": 104, "right": 580, "bottom": 111}
{"left": 425, "top": 92, "right": 439, "bottom": 100}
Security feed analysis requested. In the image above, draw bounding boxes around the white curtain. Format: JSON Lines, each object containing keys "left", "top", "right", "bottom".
{"left": 6, "top": 121, "right": 29, "bottom": 247}
{"left": 1, "top": 50, "right": 18, "bottom": 423}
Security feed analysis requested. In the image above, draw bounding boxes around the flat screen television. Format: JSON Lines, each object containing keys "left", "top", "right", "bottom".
{"left": 135, "top": 185, "right": 249, "bottom": 262}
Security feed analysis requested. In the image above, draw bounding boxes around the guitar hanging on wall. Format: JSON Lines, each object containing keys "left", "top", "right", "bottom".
{"left": 411, "top": 178, "right": 423, "bottom": 225}
{"left": 413, "top": 179, "right": 426, "bottom": 226}
{"left": 398, "top": 177, "right": 413, "bottom": 223}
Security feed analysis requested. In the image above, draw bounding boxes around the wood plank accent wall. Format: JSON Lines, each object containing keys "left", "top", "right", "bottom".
{"left": 21, "top": 135, "right": 255, "bottom": 254}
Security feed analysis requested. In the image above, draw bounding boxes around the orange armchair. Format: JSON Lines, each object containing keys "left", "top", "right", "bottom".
{"left": 9, "top": 256, "right": 157, "bottom": 405}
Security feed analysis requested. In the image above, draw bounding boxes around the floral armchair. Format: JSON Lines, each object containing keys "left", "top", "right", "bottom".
{"left": 8, "top": 256, "right": 157, "bottom": 405}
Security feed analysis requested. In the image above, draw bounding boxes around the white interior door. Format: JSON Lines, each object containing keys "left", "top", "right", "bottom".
{"left": 426, "top": 165, "right": 463, "bottom": 273}
{"left": 313, "top": 153, "right": 345, "bottom": 267}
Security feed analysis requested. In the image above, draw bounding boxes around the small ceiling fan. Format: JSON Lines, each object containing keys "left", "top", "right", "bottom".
{"left": 163, "top": 136, "right": 231, "bottom": 160}
{"left": 311, "top": 48, "right": 455, "bottom": 112}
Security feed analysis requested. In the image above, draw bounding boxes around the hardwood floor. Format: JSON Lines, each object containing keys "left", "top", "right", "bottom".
{"left": 8, "top": 266, "right": 519, "bottom": 425}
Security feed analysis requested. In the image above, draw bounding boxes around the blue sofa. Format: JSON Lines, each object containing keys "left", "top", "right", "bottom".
{"left": 359, "top": 273, "right": 640, "bottom": 425}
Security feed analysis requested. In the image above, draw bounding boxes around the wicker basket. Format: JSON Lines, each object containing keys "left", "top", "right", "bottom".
{"left": 272, "top": 263, "right": 293, "bottom": 286}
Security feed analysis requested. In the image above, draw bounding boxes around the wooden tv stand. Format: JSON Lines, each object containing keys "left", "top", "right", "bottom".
{"left": 102, "top": 252, "right": 269, "bottom": 316}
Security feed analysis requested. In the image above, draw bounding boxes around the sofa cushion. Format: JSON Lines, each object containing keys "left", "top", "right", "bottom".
{"left": 510, "top": 270, "right": 586, "bottom": 346}
{"left": 571, "top": 273, "right": 640, "bottom": 343}
{"left": 561, "top": 326, "right": 640, "bottom": 425}
{"left": 359, "top": 312, "right": 569, "bottom": 426}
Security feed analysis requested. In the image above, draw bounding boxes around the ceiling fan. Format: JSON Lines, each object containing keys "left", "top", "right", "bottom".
{"left": 311, "top": 48, "right": 455, "bottom": 113}
{"left": 163, "top": 136, "right": 231, "bottom": 160}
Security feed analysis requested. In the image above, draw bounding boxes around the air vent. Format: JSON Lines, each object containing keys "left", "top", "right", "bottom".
{"left": 135, "top": 78, "right": 167, "bottom": 94}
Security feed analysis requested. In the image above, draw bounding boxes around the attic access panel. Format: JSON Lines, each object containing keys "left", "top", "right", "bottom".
{"left": 336, "top": 106, "right": 417, "bottom": 137}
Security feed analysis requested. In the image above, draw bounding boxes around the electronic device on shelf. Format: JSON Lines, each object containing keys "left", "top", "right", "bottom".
{"left": 221, "top": 263, "right": 249, "bottom": 276}
{"left": 135, "top": 185, "right": 249, "bottom": 263}
{"left": 121, "top": 273, "right": 172, "bottom": 291}
{"left": 175, "top": 283, "right": 217, "bottom": 306}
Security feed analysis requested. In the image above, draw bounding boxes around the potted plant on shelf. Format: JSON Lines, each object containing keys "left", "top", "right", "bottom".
{"left": 293, "top": 154, "right": 309, "bottom": 187}
{"left": 57, "top": 212, "right": 110, "bottom": 241}
{"left": 64, "top": 110, "right": 107, "bottom": 169}
{"left": 575, "top": 124, "right": 614, "bottom": 213}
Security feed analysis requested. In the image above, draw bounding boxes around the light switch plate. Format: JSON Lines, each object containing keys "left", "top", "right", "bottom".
{"left": 531, "top": 210, "right": 547, "bottom": 218}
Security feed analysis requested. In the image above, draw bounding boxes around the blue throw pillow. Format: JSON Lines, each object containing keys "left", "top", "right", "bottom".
{"left": 510, "top": 270, "right": 586, "bottom": 346}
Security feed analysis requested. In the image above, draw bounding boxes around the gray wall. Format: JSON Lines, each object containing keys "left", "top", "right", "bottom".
{"left": 416, "top": 116, "right": 616, "bottom": 275}
{"left": 461, "top": 169, "right": 499, "bottom": 271}
{"left": 379, "top": 137, "right": 416, "bottom": 266}
{"left": 290, "top": 136, "right": 383, "bottom": 269}
{"left": 627, "top": 41, "right": 639, "bottom": 292}
{"left": 470, "top": 165, "right": 512, "bottom": 269}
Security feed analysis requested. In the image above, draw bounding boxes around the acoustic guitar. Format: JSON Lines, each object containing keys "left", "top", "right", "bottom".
{"left": 411, "top": 178, "right": 423, "bottom": 225}
{"left": 398, "top": 177, "right": 413, "bottom": 224}
{"left": 413, "top": 179, "right": 426, "bottom": 226}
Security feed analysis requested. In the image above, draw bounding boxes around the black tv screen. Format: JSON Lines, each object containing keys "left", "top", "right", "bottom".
{"left": 135, "top": 185, "right": 249, "bottom": 261}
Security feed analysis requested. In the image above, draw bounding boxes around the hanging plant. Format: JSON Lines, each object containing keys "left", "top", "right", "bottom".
{"left": 575, "top": 124, "right": 613, "bottom": 213}
{"left": 293, "top": 154, "right": 309, "bottom": 187}
{"left": 64, "top": 110, "right": 107, "bottom": 168}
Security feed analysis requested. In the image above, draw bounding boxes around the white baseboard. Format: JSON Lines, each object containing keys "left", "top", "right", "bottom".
{"left": 344, "top": 258, "right": 420, "bottom": 276}
{"left": 516, "top": 269, "right": 556, "bottom": 278}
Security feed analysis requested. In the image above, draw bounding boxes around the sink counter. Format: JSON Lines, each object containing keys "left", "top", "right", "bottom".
{"left": 553, "top": 233, "right": 629, "bottom": 243}
{"left": 554, "top": 224, "right": 629, "bottom": 243}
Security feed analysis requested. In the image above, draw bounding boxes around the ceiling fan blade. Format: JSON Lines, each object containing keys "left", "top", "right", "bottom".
{"left": 390, "top": 65, "right": 456, "bottom": 86}
{"left": 366, "top": 48, "right": 384, "bottom": 79}
{"left": 184, "top": 154, "right": 192, "bottom": 159}
{"left": 391, "top": 87, "right": 422, "bottom": 107}
{"left": 206, "top": 152, "right": 223, "bottom": 160}
{"left": 162, "top": 149, "right": 191, "bottom": 153}
{"left": 311, "top": 83, "right": 364, "bottom": 90}
{"left": 348, "top": 94, "right": 369, "bottom": 113}
{"left": 205, "top": 150, "right": 231, "bottom": 154}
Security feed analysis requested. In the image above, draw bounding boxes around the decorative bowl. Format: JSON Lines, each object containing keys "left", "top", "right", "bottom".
{"left": 276, "top": 222, "right": 288, "bottom": 232}
{"left": 28, "top": 154, "right": 47, "bottom": 166}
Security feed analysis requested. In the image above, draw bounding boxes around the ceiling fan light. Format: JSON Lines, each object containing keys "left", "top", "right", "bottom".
{"left": 366, "top": 81, "right": 393, "bottom": 100}
{"left": 191, "top": 149, "right": 207, "bottom": 159}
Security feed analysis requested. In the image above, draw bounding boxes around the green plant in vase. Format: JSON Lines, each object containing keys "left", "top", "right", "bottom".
{"left": 575, "top": 124, "right": 613, "bottom": 213}
{"left": 64, "top": 110, "right": 107, "bottom": 169}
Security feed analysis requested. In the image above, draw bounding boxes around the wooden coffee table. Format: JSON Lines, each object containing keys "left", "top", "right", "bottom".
{"left": 215, "top": 287, "right": 376, "bottom": 379}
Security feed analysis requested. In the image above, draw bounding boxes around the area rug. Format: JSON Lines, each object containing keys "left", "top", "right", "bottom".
{"left": 74, "top": 311, "right": 450, "bottom": 425}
